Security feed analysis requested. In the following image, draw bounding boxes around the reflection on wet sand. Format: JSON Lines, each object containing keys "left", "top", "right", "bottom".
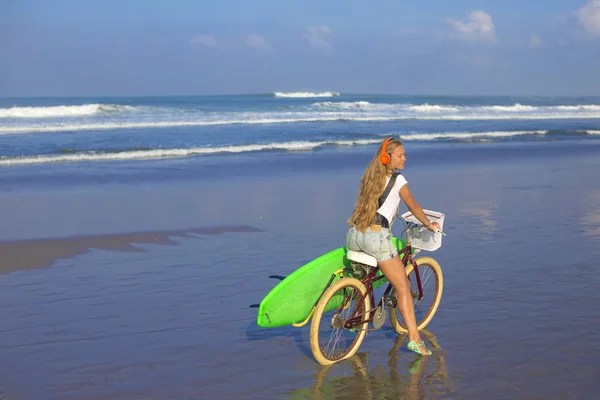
{"left": 288, "top": 330, "right": 454, "bottom": 400}
{"left": 0, "top": 225, "right": 262, "bottom": 274}
{"left": 581, "top": 190, "right": 600, "bottom": 243}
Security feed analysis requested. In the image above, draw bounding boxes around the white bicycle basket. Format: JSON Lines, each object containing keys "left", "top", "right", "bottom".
{"left": 400, "top": 209, "right": 445, "bottom": 251}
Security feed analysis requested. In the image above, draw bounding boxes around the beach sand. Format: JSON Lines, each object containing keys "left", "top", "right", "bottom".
{"left": 1, "top": 142, "right": 600, "bottom": 399}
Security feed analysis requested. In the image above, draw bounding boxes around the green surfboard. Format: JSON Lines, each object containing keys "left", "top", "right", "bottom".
{"left": 256, "top": 237, "right": 408, "bottom": 328}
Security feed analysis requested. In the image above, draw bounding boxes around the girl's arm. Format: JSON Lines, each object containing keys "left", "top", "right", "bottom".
{"left": 399, "top": 185, "right": 440, "bottom": 231}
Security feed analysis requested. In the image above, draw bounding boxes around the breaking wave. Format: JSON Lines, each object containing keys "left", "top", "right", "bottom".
{"left": 3, "top": 114, "right": 600, "bottom": 135}
{"left": 310, "top": 101, "right": 600, "bottom": 113}
{"left": 3, "top": 128, "right": 598, "bottom": 166}
{"left": 0, "top": 104, "right": 140, "bottom": 118}
{"left": 399, "top": 130, "right": 548, "bottom": 141}
{"left": 0, "top": 139, "right": 382, "bottom": 166}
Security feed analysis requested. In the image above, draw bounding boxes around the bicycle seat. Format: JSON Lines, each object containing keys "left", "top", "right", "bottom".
{"left": 346, "top": 250, "right": 378, "bottom": 267}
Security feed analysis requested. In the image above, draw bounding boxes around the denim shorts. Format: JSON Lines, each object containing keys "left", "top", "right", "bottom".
{"left": 346, "top": 226, "right": 398, "bottom": 262}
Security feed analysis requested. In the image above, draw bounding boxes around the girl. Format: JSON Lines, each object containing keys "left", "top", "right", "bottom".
{"left": 346, "top": 137, "right": 440, "bottom": 356}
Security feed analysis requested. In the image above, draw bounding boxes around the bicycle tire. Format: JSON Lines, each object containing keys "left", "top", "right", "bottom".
{"left": 310, "top": 277, "right": 371, "bottom": 365}
{"left": 389, "top": 256, "right": 443, "bottom": 334}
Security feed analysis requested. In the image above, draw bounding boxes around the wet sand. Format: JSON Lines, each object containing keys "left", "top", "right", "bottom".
{"left": 0, "top": 226, "right": 262, "bottom": 274}
{"left": 1, "top": 143, "right": 600, "bottom": 399}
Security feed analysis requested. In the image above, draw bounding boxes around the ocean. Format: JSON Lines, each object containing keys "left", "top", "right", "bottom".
{"left": 2, "top": 92, "right": 600, "bottom": 169}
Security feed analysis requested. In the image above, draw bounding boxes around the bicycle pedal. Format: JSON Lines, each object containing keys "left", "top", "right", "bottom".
{"left": 384, "top": 295, "right": 397, "bottom": 308}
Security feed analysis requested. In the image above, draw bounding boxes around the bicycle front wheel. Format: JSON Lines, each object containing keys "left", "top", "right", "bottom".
{"left": 389, "top": 256, "right": 443, "bottom": 334}
{"left": 309, "top": 277, "right": 371, "bottom": 366}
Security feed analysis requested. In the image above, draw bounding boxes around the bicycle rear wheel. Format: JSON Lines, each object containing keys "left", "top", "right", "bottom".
{"left": 309, "top": 277, "right": 371, "bottom": 366}
{"left": 389, "top": 256, "right": 443, "bottom": 333}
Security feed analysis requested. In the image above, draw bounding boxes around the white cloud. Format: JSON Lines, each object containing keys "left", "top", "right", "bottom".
{"left": 529, "top": 33, "right": 542, "bottom": 48}
{"left": 246, "top": 34, "right": 271, "bottom": 51}
{"left": 190, "top": 34, "right": 216, "bottom": 47}
{"left": 303, "top": 26, "right": 332, "bottom": 50}
{"left": 578, "top": 0, "right": 600, "bottom": 35}
{"left": 447, "top": 10, "right": 497, "bottom": 43}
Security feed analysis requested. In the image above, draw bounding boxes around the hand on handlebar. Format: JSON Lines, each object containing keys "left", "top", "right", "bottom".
{"left": 427, "top": 221, "right": 441, "bottom": 233}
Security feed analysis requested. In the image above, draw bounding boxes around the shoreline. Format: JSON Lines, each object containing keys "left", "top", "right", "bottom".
{"left": 2, "top": 138, "right": 599, "bottom": 191}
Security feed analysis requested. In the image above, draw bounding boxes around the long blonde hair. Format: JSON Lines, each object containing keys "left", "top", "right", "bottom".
{"left": 347, "top": 138, "right": 403, "bottom": 231}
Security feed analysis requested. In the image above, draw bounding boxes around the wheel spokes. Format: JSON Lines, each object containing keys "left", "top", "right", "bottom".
{"left": 398, "top": 263, "right": 438, "bottom": 328}
{"left": 319, "top": 286, "right": 363, "bottom": 360}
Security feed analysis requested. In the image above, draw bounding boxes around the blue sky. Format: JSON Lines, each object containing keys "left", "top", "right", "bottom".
{"left": 1, "top": 0, "right": 599, "bottom": 97}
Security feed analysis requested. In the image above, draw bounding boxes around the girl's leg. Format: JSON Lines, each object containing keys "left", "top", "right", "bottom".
{"left": 378, "top": 255, "right": 431, "bottom": 355}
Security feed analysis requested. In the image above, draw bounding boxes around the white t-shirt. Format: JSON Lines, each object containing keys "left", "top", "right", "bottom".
{"left": 376, "top": 173, "right": 408, "bottom": 226}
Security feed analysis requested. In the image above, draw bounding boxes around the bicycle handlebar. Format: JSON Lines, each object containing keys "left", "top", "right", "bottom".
{"left": 403, "top": 220, "right": 446, "bottom": 236}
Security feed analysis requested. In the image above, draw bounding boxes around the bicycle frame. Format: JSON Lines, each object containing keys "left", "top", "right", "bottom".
{"left": 342, "top": 243, "right": 424, "bottom": 330}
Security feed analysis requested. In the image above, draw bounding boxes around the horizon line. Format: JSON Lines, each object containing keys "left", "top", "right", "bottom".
{"left": 2, "top": 92, "right": 600, "bottom": 100}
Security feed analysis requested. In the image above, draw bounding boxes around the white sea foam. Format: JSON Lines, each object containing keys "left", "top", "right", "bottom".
{"left": 310, "top": 101, "right": 600, "bottom": 114}
{"left": 404, "top": 104, "right": 462, "bottom": 113}
{"left": 4, "top": 113, "right": 600, "bottom": 135}
{"left": 311, "top": 102, "right": 461, "bottom": 112}
{"left": 2, "top": 127, "right": 597, "bottom": 165}
{"left": 312, "top": 101, "right": 372, "bottom": 109}
{"left": 555, "top": 105, "right": 600, "bottom": 111}
{"left": 274, "top": 91, "right": 340, "bottom": 98}
{"left": 0, "top": 104, "right": 139, "bottom": 118}
{"left": 0, "top": 139, "right": 383, "bottom": 166}
{"left": 481, "top": 103, "right": 537, "bottom": 112}
{"left": 0, "top": 118, "right": 349, "bottom": 134}
{"left": 399, "top": 130, "right": 548, "bottom": 141}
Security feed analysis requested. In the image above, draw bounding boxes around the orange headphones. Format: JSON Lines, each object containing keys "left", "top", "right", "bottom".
{"left": 379, "top": 138, "right": 392, "bottom": 165}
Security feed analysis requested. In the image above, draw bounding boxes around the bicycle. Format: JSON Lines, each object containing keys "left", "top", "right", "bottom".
{"left": 308, "top": 213, "right": 445, "bottom": 366}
